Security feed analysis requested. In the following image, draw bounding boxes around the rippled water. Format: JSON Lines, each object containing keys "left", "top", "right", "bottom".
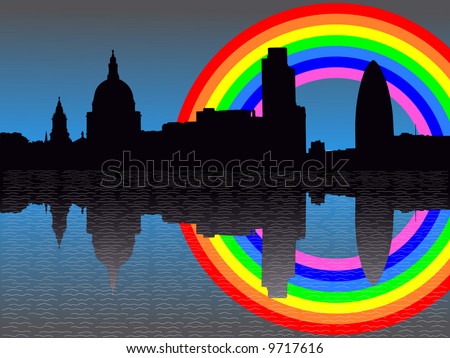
{"left": 0, "top": 170, "right": 448, "bottom": 337}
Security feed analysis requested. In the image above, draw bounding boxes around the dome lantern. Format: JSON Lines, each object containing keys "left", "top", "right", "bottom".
{"left": 108, "top": 50, "right": 119, "bottom": 80}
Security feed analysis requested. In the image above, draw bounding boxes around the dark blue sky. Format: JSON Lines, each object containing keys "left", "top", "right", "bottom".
{"left": 0, "top": 0, "right": 448, "bottom": 150}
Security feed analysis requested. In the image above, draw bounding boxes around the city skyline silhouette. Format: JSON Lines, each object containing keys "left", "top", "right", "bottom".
{"left": 1, "top": 47, "right": 450, "bottom": 171}
{"left": 1, "top": 1, "right": 446, "bottom": 150}
{"left": 1, "top": 45, "right": 449, "bottom": 294}
{"left": 1, "top": 2, "right": 449, "bottom": 342}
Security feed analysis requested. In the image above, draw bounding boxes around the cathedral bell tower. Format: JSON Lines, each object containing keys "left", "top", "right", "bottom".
{"left": 50, "top": 97, "right": 71, "bottom": 144}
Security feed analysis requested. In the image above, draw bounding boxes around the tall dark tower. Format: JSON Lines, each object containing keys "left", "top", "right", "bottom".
{"left": 86, "top": 50, "right": 141, "bottom": 147}
{"left": 261, "top": 48, "right": 306, "bottom": 159}
{"left": 50, "top": 97, "right": 71, "bottom": 144}
{"left": 262, "top": 48, "right": 297, "bottom": 119}
{"left": 356, "top": 61, "right": 394, "bottom": 153}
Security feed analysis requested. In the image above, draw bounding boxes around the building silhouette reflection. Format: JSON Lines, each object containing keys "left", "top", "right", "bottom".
{"left": 1, "top": 170, "right": 449, "bottom": 296}
{"left": 50, "top": 199, "right": 71, "bottom": 249}
{"left": 355, "top": 194, "right": 393, "bottom": 284}
{"left": 87, "top": 191, "right": 141, "bottom": 293}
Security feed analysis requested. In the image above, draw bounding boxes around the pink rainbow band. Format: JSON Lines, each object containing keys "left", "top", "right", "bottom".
{"left": 253, "top": 68, "right": 431, "bottom": 135}
{"left": 255, "top": 211, "right": 428, "bottom": 271}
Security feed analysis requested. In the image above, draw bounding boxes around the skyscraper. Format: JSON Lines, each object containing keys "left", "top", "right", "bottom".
{"left": 355, "top": 61, "right": 394, "bottom": 153}
{"left": 262, "top": 48, "right": 297, "bottom": 120}
{"left": 261, "top": 48, "right": 306, "bottom": 160}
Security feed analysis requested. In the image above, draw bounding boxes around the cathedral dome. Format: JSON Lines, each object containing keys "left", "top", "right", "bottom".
{"left": 91, "top": 50, "right": 136, "bottom": 113}
{"left": 86, "top": 50, "right": 141, "bottom": 144}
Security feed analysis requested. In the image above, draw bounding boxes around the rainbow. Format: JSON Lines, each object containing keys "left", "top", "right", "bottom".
{"left": 182, "top": 210, "right": 449, "bottom": 334}
{"left": 178, "top": 3, "right": 450, "bottom": 136}
{"left": 178, "top": 4, "right": 450, "bottom": 334}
